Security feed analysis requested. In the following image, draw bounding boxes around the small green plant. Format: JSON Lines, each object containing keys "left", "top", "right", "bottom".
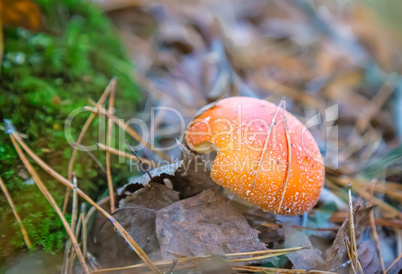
{"left": 0, "top": 0, "right": 140, "bottom": 261}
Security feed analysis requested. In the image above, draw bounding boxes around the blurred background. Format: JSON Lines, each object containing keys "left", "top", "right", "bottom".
{"left": 1, "top": 0, "right": 402, "bottom": 272}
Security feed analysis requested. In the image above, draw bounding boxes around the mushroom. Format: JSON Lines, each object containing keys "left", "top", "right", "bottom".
{"left": 185, "top": 97, "right": 324, "bottom": 215}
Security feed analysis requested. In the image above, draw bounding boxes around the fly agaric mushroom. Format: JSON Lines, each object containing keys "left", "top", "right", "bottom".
{"left": 185, "top": 97, "right": 324, "bottom": 215}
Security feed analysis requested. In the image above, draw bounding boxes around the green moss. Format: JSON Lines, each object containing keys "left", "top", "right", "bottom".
{"left": 0, "top": 0, "right": 140, "bottom": 261}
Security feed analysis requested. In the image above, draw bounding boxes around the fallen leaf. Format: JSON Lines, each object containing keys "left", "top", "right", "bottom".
{"left": 283, "top": 226, "right": 323, "bottom": 270}
{"left": 116, "top": 183, "right": 180, "bottom": 260}
{"left": 155, "top": 189, "right": 274, "bottom": 265}
{"left": 324, "top": 205, "right": 373, "bottom": 271}
{"left": 173, "top": 152, "right": 222, "bottom": 198}
{"left": 357, "top": 240, "right": 382, "bottom": 274}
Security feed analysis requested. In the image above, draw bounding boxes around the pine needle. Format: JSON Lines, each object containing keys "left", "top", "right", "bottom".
{"left": 84, "top": 104, "right": 171, "bottom": 162}
{"left": 11, "top": 132, "right": 161, "bottom": 273}
{"left": 97, "top": 143, "right": 158, "bottom": 167}
{"left": 64, "top": 173, "right": 80, "bottom": 273}
{"left": 106, "top": 81, "right": 116, "bottom": 212}
{"left": 91, "top": 246, "right": 313, "bottom": 273}
{"left": 10, "top": 135, "right": 90, "bottom": 274}
{"left": 63, "top": 79, "right": 115, "bottom": 214}
{"left": 0, "top": 175, "right": 32, "bottom": 249}
{"left": 368, "top": 180, "right": 386, "bottom": 274}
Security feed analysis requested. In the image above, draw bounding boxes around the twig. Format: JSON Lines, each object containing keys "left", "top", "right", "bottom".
{"left": 0, "top": 175, "right": 32, "bottom": 249}
{"left": 10, "top": 135, "right": 90, "bottom": 274}
{"left": 11, "top": 133, "right": 160, "bottom": 273}
{"left": 97, "top": 143, "right": 158, "bottom": 167}
{"left": 106, "top": 82, "right": 116, "bottom": 213}
{"left": 277, "top": 98, "right": 292, "bottom": 213}
{"left": 63, "top": 79, "right": 115, "bottom": 214}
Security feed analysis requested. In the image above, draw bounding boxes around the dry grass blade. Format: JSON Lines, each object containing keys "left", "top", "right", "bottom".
{"left": 10, "top": 135, "right": 90, "bottom": 274}
{"left": 277, "top": 99, "right": 292, "bottom": 213}
{"left": 97, "top": 143, "right": 158, "bottom": 167}
{"left": 106, "top": 82, "right": 116, "bottom": 213}
{"left": 11, "top": 133, "right": 161, "bottom": 273}
{"left": 0, "top": 175, "right": 32, "bottom": 249}
{"left": 84, "top": 104, "right": 171, "bottom": 162}
{"left": 347, "top": 183, "right": 363, "bottom": 273}
{"left": 252, "top": 100, "right": 284, "bottom": 189}
{"left": 63, "top": 79, "right": 115, "bottom": 213}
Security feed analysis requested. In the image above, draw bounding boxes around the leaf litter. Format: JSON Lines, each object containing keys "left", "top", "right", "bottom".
{"left": 3, "top": 0, "right": 402, "bottom": 273}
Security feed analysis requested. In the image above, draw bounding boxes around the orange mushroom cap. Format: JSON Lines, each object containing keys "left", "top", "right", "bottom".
{"left": 185, "top": 97, "right": 324, "bottom": 215}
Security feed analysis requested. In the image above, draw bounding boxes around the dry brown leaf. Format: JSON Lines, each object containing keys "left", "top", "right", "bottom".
{"left": 324, "top": 205, "right": 373, "bottom": 271}
{"left": 283, "top": 226, "right": 323, "bottom": 270}
{"left": 155, "top": 189, "right": 273, "bottom": 265}
{"left": 173, "top": 152, "right": 222, "bottom": 198}
{"left": 116, "top": 183, "right": 180, "bottom": 259}
{"left": 357, "top": 240, "right": 382, "bottom": 274}
{"left": 87, "top": 183, "right": 179, "bottom": 269}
